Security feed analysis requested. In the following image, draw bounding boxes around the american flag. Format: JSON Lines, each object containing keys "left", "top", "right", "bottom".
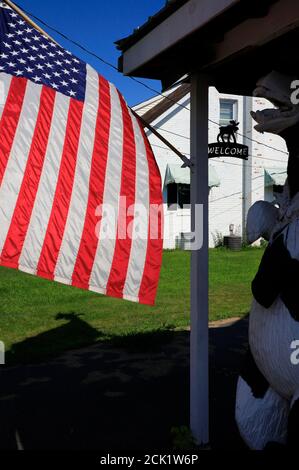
{"left": 0, "top": 2, "right": 163, "bottom": 305}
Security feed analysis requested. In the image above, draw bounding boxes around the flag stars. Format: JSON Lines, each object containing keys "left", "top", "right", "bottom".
{"left": 0, "top": 11, "right": 86, "bottom": 102}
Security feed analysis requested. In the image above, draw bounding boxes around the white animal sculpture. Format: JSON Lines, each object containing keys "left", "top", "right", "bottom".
{"left": 235, "top": 71, "right": 299, "bottom": 449}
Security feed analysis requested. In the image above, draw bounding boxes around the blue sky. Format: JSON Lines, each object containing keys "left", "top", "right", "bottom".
{"left": 15, "top": 0, "right": 165, "bottom": 105}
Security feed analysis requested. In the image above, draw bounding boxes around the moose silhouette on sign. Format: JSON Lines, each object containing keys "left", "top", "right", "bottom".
{"left": 217, "top": 120, "right": 239, "bottom": 143}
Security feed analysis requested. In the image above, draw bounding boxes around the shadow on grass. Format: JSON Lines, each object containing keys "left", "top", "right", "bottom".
{"left": 0, "top": 316, "right": 249, "bottom": 450}
{"left": 6, "top": 313, "right": 176, "bottom": 365}
{"left": 6, "top": 313, "right": 100, "bottom": 365}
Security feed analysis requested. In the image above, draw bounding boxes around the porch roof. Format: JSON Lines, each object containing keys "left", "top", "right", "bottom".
{"left": 116, "top": 0, "right": 299, "bottom": 95}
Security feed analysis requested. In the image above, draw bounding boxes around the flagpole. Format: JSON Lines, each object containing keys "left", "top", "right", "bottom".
{"left": 190, "top": 72, "right": 209, "bottom": 445}
{"left": 3, "top": 0, "right": 57, "bottom": 43}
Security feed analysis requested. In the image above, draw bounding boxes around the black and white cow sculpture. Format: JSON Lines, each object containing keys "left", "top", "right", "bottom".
{"left": 235, "top": 71, "right": 299, "bottom": 449}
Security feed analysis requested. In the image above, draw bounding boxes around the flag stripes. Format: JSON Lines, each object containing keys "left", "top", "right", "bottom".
{"left": 54, "top": 65, "right": 99, "bottom": 283}
{"left": 1, "top": 86, "right": 56, "bottom": 267}
{"left": 123, "top": 111, "right": 150, "bottom": 302}
{"left": 0, "top": 81, "right": 41, "bottom": 256}
{"left": 105, "top": 90, "right": 136, "bottom": 300}
{"left": 0, "top": 73, "right": 12, "bottom": 121}
{"left": 0, "top": 74, "right": 163, "bottom": 305}
{"left": 0, "top": 76, "right": 26, "bottom": 185}
{"left": 88, "top": 82, "right": 124, "bottom": 293}
{"left": 19, "top": 91, "right": 70, "bottom": 273}
{"left": 36, "top": 98, "right": 84, "bottom": 279}
{"left": 72, "top": 74, "right": 111, "bottom": 288}
{"left": 138, "top": 121, "right": 163, "bottom": 305}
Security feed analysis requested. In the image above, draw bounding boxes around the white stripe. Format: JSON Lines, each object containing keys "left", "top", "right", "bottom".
{"left": 0, "top": 73, "right": 12, "bottom": 120}
{"left": 89, "top": 83, "right": 123, "bottom": 290}
{"left": 0, "top": 81, "right": 41, "bottom": 255}
{"left": 123, "top": 112, "right": 149, "bottom": 299}
{"left": 54, "top": 65, "right": 99, "bottom": 282}
{"left": 18, "top": 92, "right": 70, "bottom": 272}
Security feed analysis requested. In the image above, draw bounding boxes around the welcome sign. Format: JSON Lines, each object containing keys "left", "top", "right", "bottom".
{"left": 208, "top": 120, "right": 249, "bottom": 160}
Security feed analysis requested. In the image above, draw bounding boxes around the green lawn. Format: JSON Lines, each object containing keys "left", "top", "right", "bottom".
{"left": 0, "top": 247, "right": 263, "bottom": 363}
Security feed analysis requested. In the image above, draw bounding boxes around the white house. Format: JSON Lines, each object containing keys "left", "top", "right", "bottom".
{"left": 134, "top": 84, "right": 288, "bottom": 248}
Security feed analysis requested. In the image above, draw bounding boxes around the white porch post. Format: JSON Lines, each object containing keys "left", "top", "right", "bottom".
{"left": 190, "top": 72, "right": 209, "bottom": 445}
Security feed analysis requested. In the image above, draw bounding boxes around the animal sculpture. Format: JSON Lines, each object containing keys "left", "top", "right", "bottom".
{"left": 235, "top": 71, "right": 299, "bottom": 449}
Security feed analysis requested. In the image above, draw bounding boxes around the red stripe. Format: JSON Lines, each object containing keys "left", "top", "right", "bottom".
{"left": 0, "top": 77, "right": 27, "bottom": 185}
{"left": 72, "top": 75, "right": 111, "bottom": 288}
{"left": 1, "top": 86, "right": 56, "bottom": 266}
{"left": 137, "top": 120, "right": 163, "bottom": 305}
{"left": 37, "top": 98, "right": 84, "bottom": 279}
{"left": 105, "top": 91, "right": 136, "bottom": 299}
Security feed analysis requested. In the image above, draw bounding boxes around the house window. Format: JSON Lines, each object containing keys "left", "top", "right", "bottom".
{"left": 219, "top": 99, "right": 237, "bottom": 126}
{"left": 178, "top": 184, "right": 190, "bottom": 208}
{"left": 167, "top": 183, "right": 190, "bottom": 209}
{"left": 167, "top": 183, "right": 177, "bottom": 207}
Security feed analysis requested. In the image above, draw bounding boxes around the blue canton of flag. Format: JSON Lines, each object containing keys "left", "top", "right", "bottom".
{"left": 0, "top": 1, "right": 86, "bottom": 101}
